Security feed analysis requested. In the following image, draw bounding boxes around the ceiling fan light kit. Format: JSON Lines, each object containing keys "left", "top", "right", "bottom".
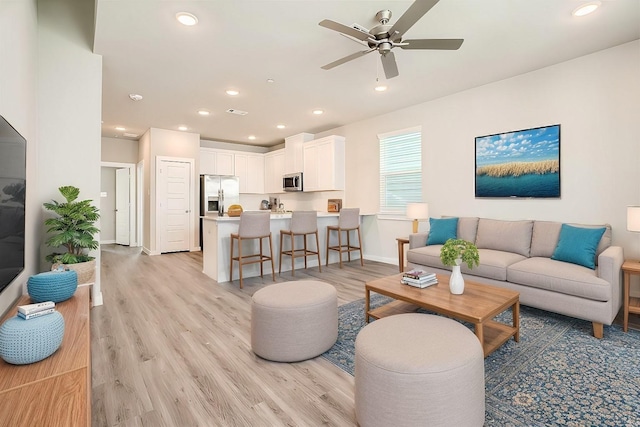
{"left": 319, "top": 0, "right": 464, "bottom": 79}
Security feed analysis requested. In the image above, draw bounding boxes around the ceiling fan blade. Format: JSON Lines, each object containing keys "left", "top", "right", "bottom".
{"left": 400, "top": 38, "right": 464, "bottom": 50}
{"left": 340, "top": 33, "right": 369, "bottom": 47}
{"left": 381, "top": 52, "right": 399, "bottom": 79}
{"left": 319, "top": 19, "right": 370, "bottom": 41}
{"left": 388, "top": 0, "right": 440, "bottom": 39}
{"left": 321, "top": 49, "right": 375, "bottom": 70}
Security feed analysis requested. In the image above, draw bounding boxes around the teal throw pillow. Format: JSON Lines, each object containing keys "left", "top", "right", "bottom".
{"left": 551, "top": 224, "right": 606, "bottom": 269}
{"left": 427, "top": 217, "right": 458, "bottom": 245}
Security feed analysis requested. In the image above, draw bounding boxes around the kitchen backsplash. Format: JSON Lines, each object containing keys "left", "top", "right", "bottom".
{"left": 239, "top": 190, "right": 345, "bottom": 212}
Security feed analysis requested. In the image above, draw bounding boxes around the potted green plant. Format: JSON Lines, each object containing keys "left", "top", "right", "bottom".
{"left": 440, "top": 239, "right": 479, "bottom": 294}
{"left": 44, "top": 186, "right": 100, "bottom": 284}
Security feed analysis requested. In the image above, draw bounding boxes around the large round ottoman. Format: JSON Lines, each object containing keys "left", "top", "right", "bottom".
{"left": 251, "top": 280, "right": 338, "bottom": 362}
{"left": 355, "top": 313, "right": 485, "bottom": 427}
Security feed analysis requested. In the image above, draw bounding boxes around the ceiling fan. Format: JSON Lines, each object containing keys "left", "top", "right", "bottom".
{"left": 319, "top": 0, "right": 463, "bottom": 79}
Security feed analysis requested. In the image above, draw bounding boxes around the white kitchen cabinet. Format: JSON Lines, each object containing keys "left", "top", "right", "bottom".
{"left": 234, "top": 152, "right": 265, "bottom": 194}
{"left": 200, "top": 148, "right": 234, "bottom": 175}
{"left": 264, "top": 149, "right": 285, "bottom": 194}
{"left": 284, "top": 133, "right": 313, "bottom": 174}
{"left": 302, "top": 135, "right": 345, "bottom": 192}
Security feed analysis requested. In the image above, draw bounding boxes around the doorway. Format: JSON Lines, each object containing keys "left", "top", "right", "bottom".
{"left": 156, "top": 157, "right": 194, "bottom": 253}
{"left": 100, "top": 162, "right": 138, "bottom": 246}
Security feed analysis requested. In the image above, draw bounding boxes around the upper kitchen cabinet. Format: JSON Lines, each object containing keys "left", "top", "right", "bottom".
{"left": 264, "top": 149, "right": 285, "bottom": 194}
{"left": 200, "top": 148, "right": 234, "bottom": 175}
{"left": 235, "top": 152, "right": 265, "bottom": 194}
{"left": 303, "top": 135, "right": 345, "bottom": 192}
{"left": 284, "top": 133, "right": 313, "bottom": 174}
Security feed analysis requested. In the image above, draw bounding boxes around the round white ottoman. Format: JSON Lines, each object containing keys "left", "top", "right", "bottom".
{"left": 251, "top": 280, "right": 338, "bottom": 362}
{"left": 355, "top": 313, "right": 485, "bottom": 427}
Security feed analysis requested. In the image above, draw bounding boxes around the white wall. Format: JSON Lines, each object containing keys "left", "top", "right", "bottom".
{"left": 37, "top": 0, "right": 103, "bottom": 303}
{"left": 315, "top": 41, "right": 640, "bottom": 265}
{"left": 102, "top": 137, "right": 139, "bottom": 163}
{"left": 0, "top": 0, "right": 37, "bottom": 315}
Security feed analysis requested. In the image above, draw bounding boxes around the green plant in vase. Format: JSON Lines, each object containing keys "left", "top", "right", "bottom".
{"left": 43, "top": 186, "right": 100, "bottom": 283}
{"left": 440, "top": 239, "right": 479, "bottom": 295}
{"left": 440, "top": 239, "right": 480, "bottom": 268}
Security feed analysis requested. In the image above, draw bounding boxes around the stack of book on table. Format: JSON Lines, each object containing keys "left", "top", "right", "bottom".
{"left": 16, "top": 301, "right": 56, "bottom": 320}
{"left": 401, "top": 269, "right": 438, "bottom": 288}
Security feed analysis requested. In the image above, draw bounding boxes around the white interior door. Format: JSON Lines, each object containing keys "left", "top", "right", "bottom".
{"left": 115, "top": 168, "right": 130, "bottom": 245}
{"left": 159, "top": 159, "right": 191, "bottom": 253}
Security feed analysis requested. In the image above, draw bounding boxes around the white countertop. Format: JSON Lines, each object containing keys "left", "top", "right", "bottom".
{"left": 202, "top": 212, "right": 341, "bottom": 221}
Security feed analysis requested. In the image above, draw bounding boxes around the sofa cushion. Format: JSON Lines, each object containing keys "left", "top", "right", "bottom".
{"left": 458, "top": 217, "right": 479, "bottom": 242}
{"left": 461, "top": 249, "right": 526, "bottom": 281}
{"left": 551, "top": 224, "right": 606, "bottom": 269}
{"left": 531, "top": 221, "right": 612, "bottom": 259}
{"left": 508, "top": 257, "right": 610, "bottom": 302}
{"left": 475, "top": 219, "right": 533, "bottom": 257}
{"left": 407, "top": 245, "right": 446, "bottom": 270}
{"left": 427, "top": 217, "right": 458, "bottom": 245}
{"left": 444, "top": 216, "right": 479, "bottom": 242}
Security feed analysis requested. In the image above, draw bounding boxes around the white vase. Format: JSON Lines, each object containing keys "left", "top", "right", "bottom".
{"left": 450, "top": 261, "right": 465, "bottom": 295}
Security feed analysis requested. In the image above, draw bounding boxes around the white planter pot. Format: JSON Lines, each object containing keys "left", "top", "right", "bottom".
{"left": 449, "top": 263, "right": 465, "bottom": 295}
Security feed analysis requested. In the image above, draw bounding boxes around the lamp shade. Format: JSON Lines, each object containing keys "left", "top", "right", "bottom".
{"left": 628, "top": 206, "right": 640, "bottom": 232}
{"left": 406, "top": 203, "right": 429, "bottom": 220}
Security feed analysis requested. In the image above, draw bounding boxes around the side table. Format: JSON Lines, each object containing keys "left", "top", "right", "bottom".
{"left": 396, "top": 237, "right": 409, "bottom": 273}
{"left": 622, "top": 259, "right": 640, "bottom": 332}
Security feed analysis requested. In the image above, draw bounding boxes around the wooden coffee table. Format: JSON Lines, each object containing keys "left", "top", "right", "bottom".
{"left": 365, "top": 273, "right": 520, "bottom": 357}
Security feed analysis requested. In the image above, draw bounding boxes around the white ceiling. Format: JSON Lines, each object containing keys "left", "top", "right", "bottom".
{"left": 94, "top": 0, "right": 640, "bottom": 147}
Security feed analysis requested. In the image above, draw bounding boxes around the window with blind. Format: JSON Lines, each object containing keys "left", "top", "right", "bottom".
{"left": 378, "top": 127, "right": 422, "bottom": 214}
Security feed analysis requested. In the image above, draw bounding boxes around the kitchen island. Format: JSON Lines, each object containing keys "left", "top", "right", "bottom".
{"left": 202, "top": 212, "right": 359, "bottom": 283}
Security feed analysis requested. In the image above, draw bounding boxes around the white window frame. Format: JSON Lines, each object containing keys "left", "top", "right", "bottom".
{"left": 378, "top": 126, "right": 422, "bottom": 216}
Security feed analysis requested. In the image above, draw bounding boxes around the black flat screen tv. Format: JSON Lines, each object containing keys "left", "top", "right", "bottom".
{"left": 475, "top": 124, "right": 561, "bottom": 198}
{"left": 0, "top": 115, "right": 26, "bottom": 295}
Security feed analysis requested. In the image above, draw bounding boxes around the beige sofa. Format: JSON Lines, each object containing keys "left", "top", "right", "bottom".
{"left": 407, "top": 217, "right": 624, "bottom": 338}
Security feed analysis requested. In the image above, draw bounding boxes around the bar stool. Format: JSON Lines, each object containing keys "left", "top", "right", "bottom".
{"left": 279, "top": 211, "right": 321, "bottom": 276}
{"left": 326, "top": 208, "right": 364, "bottom": 268}
{"left": 229, "top": 211, "right": 275, "bottom": 288}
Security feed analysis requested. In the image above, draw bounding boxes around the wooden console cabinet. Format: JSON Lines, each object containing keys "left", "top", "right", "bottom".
{"left": 0, "top": 286, "right": 91, "bottom": 426}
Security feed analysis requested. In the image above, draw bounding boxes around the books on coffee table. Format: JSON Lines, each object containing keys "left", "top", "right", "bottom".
{"left": 401, "top": 269, "right": 437, "bottom": 288}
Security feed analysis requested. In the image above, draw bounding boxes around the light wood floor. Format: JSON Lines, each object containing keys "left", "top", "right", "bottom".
{"left": 91, "top": 244, "right": 398, "bottom": 427}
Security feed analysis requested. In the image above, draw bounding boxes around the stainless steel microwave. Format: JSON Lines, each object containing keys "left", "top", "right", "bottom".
{"left": 283, "top": 172, "right": 303, "bottom": 192}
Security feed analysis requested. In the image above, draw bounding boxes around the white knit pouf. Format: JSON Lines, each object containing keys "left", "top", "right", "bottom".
{"left": 355, "top": 313, "right": 485, "bottom": 427}
{"left": 251, "top": 281, "right": 338, "bottom": 362}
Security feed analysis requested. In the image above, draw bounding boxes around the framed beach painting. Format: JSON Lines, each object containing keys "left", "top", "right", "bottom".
{"left": 475, "top": 124, "right": 560, "bottom": 198}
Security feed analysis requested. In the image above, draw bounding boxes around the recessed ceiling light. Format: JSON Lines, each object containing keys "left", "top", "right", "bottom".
{"left": 176, "top": 12, "right": 198, "bottom": 26}
{"left": 572, "top": 1, "right": 601, "bottom": 17}
{"left": 276, "top": 124, "right": 286, "bottom": 129}
{"left": 115, "top": 126, "right": 126, "bottom": 131}
{"left": 312, "top": 109, "right": 324, "bottom": 115}
{"left": 375, "top": 85, "right": 387, "bottom": 92}
{"left": 129, "top": 93, "right": 143, "bottom": 101}
{"left": 178, "top": 125, "right": 188, "bottom": 131}
{"left": 266, "top": 79, "right": 275, "bottom": 83}
{"left": 248, "top": 135, "right": 256, "bottom": 140}
{"left": 197, "top": 109, "right": 210, "bottom": 116}
{"left": 226, "top": 89, "right": 239, "bottom": 96}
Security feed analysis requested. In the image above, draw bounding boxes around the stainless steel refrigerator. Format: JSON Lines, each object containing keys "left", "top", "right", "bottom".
{"left": 200, "top": 174, "right": 240, "bottom": 216}
{"left": 199, "top": 175, "right": 240, "bottom": 247}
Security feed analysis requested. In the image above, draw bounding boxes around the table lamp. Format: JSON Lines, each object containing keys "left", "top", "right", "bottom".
{"left": 628, "top": 206, "right": 640, "bottom": 261}
{"left": 406, "top": 203, "right": 429, "bottom": 234}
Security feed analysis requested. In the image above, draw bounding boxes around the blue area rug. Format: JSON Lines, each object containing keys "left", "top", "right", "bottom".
{"left": 321, "top": 294, "right": 640, "bottom": 426}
